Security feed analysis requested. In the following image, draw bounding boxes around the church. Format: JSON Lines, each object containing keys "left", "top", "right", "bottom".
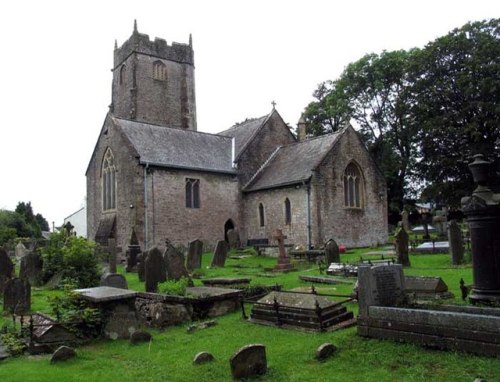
{"left": 86, "top": 24, "right": 388, "bottom": 253}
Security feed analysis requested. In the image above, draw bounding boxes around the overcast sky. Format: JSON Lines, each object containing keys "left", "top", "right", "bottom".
{"left": 0, "top": 0, "right": 497, "bottom": 228}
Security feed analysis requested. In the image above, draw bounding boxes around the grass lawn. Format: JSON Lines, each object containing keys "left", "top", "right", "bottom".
{"left": 0, "top": 247, "right": 499, "bottom": 381}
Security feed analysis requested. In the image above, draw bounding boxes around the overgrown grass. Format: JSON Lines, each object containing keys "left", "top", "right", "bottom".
{"left": 1, "top": 248, "right": 499, "bottom": 381}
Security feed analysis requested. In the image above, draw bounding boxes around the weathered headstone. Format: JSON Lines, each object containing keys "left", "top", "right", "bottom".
{"left": 145, "top": 247, "right": 166, "bottom": 293}
{"left": 394, "top": 228, "right": 410, "bottom": 267}
{"left": 448, "top": 220, "right": 464, "bottom": 265}
{"left": 273, "top": 229, "right": 294, "bottom": 272}
{"left": 3, "top": 278, "right": 31, "bottom": 314}
{"left": 19, "top": 251, "right": 43, "bottom": 286}
{"left": 193, "top": 351, "right": 214, "bottom": 364}
{"left": 211, "top": 240, "right": 228, "bottom": 267}
{"left": 163, "top": 240, "right": 190, "bottom": 281}
{"left": 324, "top": 238, "right": 340, "bottom": 264}
{"left": 316, "top": 343, "right": 337, "bottom": 361}
{"left": 15, "top": 242, "right": 29, "bottom": 259}
{"left": 186, "top": 239, "right": 203, "bottom": 271}
{"left": 226, "top": 229, "right": 241, "bottom": 249}
{"left": 357, "top": 264, "right": 406, "bottom": 317}
{"left": 50, "top": 346, "right": 76, "bottom": 363}
{"left": 229, "top": 344, "right": 267, "bottom": 380}
{"left": 107, "top": 238, "right": 118, "bottom": 274}
{"left": 100, "top": 273, "right": 128, "bottom": 289}
{"left": 130, "top": 330, "right": 152, "bottom": 344}
{"left": 137, "top": 252, "right": 146, "bottom": 282}
{"left": 405, "top": 276, "right": 452, "bottom": 299}
{"left": 126, "top": 229, "right": 141, "bottom": 272}
{"left": 433, "top": 208, "right": 448, "bottom": 237}
{"left": 0, "top": 247, "right": 14, "bottom": 294}
{"left": 401, "top": 210, "right": 410, "bottom": 233}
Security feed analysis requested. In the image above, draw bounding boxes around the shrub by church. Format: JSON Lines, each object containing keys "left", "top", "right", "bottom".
{"left": 86, "top": 24, "right": 388, "bottom": 252}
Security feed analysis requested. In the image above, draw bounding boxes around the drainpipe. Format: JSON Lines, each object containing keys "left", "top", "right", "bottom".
{"left": 304, "top": 181, "right": 312, "bottom": 249}
{"left": 144, "top": 163, "right": 149, "bottom": 250}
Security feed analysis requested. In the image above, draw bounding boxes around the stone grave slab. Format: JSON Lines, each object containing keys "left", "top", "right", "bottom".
{"left": 326, "top": 263, "right": 358, "bottom": 277}
{"left": 210, "top": 240, "right": 228, "bottom": 267}
{"left": 186, "top": 239, "right": 203, "bottom": 271}
{"left": 414, "top": 241, "right": 449, "bottom": 253}
{"left": 404, "top": 276, "right": 453, "bottom": 299}
{"left": 163, "top": 241, "right": 190, "bottom": 281}
{"left": 249, "top": 291, "right": 355, "bottom": 332}
{"left": 201, "top": 277, "right": 251, "bottom": 288}
{"left": 75, "top": 286, "right": 137, "bottom": 303}
{"left": 299, "top": 275, "right": 353, "bottom": 285}
{"left": 3, "top": 278, "right": 31, "bottom": 314}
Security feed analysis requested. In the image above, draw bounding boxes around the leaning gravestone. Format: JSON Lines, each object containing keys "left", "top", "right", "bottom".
{"left": 211, "top": 240, "right": 228, "bottom": 267}
{"left": 19, "top": 251, "right": 43, "bottom": 286}
{"left": 0, "top": 247, "right": 14, "bottom": 295}
{"left": 394, "top": 228, "right": 410, "bottom": 267}
{"left": 186, "top": 239, "right": 203, "bottom": 271}
{"left": 145, "top": 247, "right": 166, "bottom": 293}
{"left": 230, "top": 344, "right": 267, "bottom": 380}
{"left": 100, "top": 273, "right": 128, "bottom": 289}
{"left": 324, "top": 238, "right": 340, "bottom": 264}
{"left": 357, "top": 264, "right": 406, "bottom": 317}
{"left": 3, "top": 278, "right": 31, "bottom": 314}
{"left": 163, "top": 240, "right": 190, "bottom": 281}
{"left": 448, "top": 220, "right": 464, "bottom": 265}
{"left": 226, "top": 229, "right": 241, "bottom": 249}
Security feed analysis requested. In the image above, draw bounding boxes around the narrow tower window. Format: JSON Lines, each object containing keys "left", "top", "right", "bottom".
{"left": 258, "top": 203, "right": 265, "bottom": 227}
{"left": 119, "top": 65, "right": 126, "bottom": 85}
{"left": 343, "top": 162, "right": 363, "bottom": 208}
{"left": 102, "top": 148, "right": 117, "bottom": 211}
{"left": 284, "top": 198, "right": 291, "bottom": 225}
{"left": 185, "top": 178, "right": 200, "bottom": 208}
{"left": 153, "top": 60, "right": 167, "bottom": 81}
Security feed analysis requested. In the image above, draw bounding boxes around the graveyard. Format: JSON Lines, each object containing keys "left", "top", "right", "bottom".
{"left": 0, "top": 238, "right": 499, "bottom": 381}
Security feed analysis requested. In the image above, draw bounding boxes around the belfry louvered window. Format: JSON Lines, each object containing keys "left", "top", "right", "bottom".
{"left": 153, "top": 60, "right": 167, "bottom": 81}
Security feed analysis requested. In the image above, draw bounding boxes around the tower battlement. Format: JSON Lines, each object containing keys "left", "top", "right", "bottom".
{"left": 114, "top": 26, "right": 194, "bottom": 69}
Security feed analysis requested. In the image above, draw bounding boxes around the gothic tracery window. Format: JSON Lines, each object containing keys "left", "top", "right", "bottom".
{"left": 102, "top": 148, "right": 117, "bottom": 211}
{"left": 343, "top": 162, "right": 363, "bottom": 208}
{"left": 185, "top": 178, "right": 200, "bottom": 208}
{"left": 153, "top": 60, "right": 167, "bottom": 81}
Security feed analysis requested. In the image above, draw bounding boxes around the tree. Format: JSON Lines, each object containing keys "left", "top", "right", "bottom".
{"left": 410, "top": 19, "right": 500, "bottom": 206}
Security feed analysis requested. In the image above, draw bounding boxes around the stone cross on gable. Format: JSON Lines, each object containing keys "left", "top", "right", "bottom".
{"left": 271, "top": 100, "right": 276, "bottom": 109}
{"left": 273, "top": 229, "right": 287, "bottom": 259}
{"left": 108, "top": 238, "right": 118, "bottom": 274}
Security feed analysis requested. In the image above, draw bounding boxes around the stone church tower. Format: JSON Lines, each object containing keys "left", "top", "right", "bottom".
{"left": 111, "top": 20, "right": 197, "bottom": 130}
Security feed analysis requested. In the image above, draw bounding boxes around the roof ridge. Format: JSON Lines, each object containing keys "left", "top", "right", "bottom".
{"left": 218, "top": 114, "right": 268, "bottom": 135}
{"left": 243, "top": 146, "right": 282, "bottom": 190}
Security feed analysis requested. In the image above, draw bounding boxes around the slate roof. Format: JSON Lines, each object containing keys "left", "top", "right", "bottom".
{"left": 218, "top": 114, "right": 270, "bottom": 160}
{"left": 116, "top": 117, "right": 236, "bottom": 174}
{"left": 244, "top": 130, "right": 344, "bottom": 192}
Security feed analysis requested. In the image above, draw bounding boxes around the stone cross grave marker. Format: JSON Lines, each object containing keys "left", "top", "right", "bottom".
{"left": 3, "top": 278, "right": 31, "bottom": 314}
{"left": 394, "top": 228, "right": 410, "bottom": 267}
{"left": 448, "top": 220, "right": 464, "bottom": 265}
{"left": 211, "top": 240, "right": 229, "bottom": 267}
{"left": 186, "top": 239, "right": 203, "bottom": 271}
{"left": 273, "top": 229, "right": 293, "bottom": 272}
{"left": 19, "top": 251, "right": 43, "bottom": 286}
{"left": 324, "top": 238, "right": 340, "bottom": 264}
{"left": 107, "top": 238, "right": 118, "bottom": 274}
{"left": 357, "top": 264, "right": 406, "bottom": 317}
{"left": 0, "top": 247, "right": 14, "bottom": 295}
{"left": 145, "top": 247, "right": 166, "bottom": 293}
{"left": 163, "top": 239, "right": 190, "bottom": 281}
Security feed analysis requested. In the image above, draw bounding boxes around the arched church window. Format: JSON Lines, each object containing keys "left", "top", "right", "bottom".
{"left": 153, "top": 60, "right": 167, "bottom": 81}
{"left": 119, "top": 65, "right": 126, "bottom": 85}
{"left": 284, "top": 198, "right": 291, "bottom": 225}
{"left": 185, "top": 178, "right": 200, "bottom": 208}
{"left": 102, "top": 148, "right": 117, "bottom": 211}
{"left": 343, "top": 162, "right": 363, "bottom": 208}
{"left": 258, "top": 203, "right": 265, "bottom": 227}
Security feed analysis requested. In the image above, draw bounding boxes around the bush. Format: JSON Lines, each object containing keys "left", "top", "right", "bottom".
{"left": 158, "top": 277, "right": 190, "bottom": 296}
{"left": 41, "top": 231, "right": 101, "bottom": 288}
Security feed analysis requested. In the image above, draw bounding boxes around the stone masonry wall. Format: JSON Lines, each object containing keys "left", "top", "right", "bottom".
{"left": 311, "top": 127, "right": 388, "bottom": 247}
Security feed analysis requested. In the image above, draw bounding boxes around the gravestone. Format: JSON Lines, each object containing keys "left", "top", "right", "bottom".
{"left": 163, "top": 240, "right": 190, "bottom": 281}
{"left": 448, "top": 220, "right": 464, "bottom": 265}
{"left": 3, "top": 278, "right": 31, "bottom": 314}
{"left": 324, "top": 238, "right": 340, "bottom": 264}
{"left": 145, "top": 247, "right": 166, "bottom": 292}
{"left": 15, "top": 242, "right": 29, "bottom": 259}
{"left": 107, "top": 238, "right": 118, "bottom": 274}
{"left": 357, "top": 264, "right": 406, "bottom": 317}
{"left": 126, "top": 229, "right": 141, "bottom": 272}
{"left": 211, "top": 240, "right": 228, "bottom": 267}
{"left": 193, "top": 351, "right": 214, "bottom": 365}
{"left": 401, "top": 210, "right": 410, "bottom": 233}
{"left": 186, "top": 239, "right": 203, "bottom": 271}
{"left": 100, "top": 273, "right": 128, "bottom": 289}
{"left": 226, "top": 229, "right": 241, "bottom": 249}
{"left": 316, "top": 343, "right": 337, "bottom": 361}
{"left": 137, "top": 252, "right": 146, "bottom": 282}
{"left": 19, "top": 251, "right": 43, "bottom": 286}
{"left": 273, "top": 229, "right": 294, "bottom": 272}
{"left": 405, "top": 276, "right": 452, "bottom": 299}
{"left": 0, "top": 247, "right": 14, "bottom": 294}
{"left": 130, "top": 330, "right": 152, "bottom": 344}
{"left": 230, "top": 344, "right": 267, "bottom": 380}
{"left": 50, "top": 346, "right": 76, "bottom": 363}
{"left": 394, "top": 228, "right": 410, "bottom": 267}
{"left": 433, "top": 208, "right": 448, "bottom": 238}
